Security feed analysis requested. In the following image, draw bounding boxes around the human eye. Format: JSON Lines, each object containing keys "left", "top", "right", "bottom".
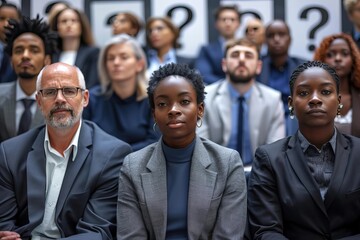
{"left": 325, "top": 51, "right": 335, "bottom": 58}
{"left": 298, "top": 90, "right": 308, "bottom": 97}
{"left": 181, "top": 99, "right": 190, "bottom": 105}
{"left": 63, "top": 87, "right": 77, "bottom": 97}
{"left": 43, "top": 88, "right": 56, "bottom": 97}
{"left": 321, "top": 89, "right": 332, "bottom": 95}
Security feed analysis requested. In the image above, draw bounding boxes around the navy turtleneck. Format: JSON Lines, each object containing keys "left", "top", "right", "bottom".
{"left": 162, "top": 138, "right": 196, "bottom": 240}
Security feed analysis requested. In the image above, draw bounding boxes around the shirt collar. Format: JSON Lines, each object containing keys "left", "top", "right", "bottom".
{"left": 15, "top": 80, "right": 37, "bottom": 101}
{"left": 44, "top": 120, "right": 82, "bottom": 161}
{"left": 148, "top": 48, "right": 177, "bottom": 62}
{"left": 297, "top": 128, "right": 337, "bottom": 153}
{"left": 227, "top": 81, "right": 253, "bottom": 103}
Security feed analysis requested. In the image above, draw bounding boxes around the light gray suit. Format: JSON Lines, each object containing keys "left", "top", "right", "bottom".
{"left": 117, "top": 136, "right": 247, "bottom": 239}
{"left": 0, "top": 81, "right": 43, "bottom": 142}
{"left": 197, "top": 80, "right": 285, "bottom": 157}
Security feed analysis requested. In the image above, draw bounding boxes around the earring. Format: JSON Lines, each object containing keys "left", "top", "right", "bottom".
{"left": 196, "top": 117, "right": 203, "bottom": 128}
{"left": 337, "top": 103, "right": 344, "bottom": 118}
{"left": 289, "top": 106, "right": 294, "bottom": 119}
{"left": 153, "top": 122, "right": 157, "bottom": 132}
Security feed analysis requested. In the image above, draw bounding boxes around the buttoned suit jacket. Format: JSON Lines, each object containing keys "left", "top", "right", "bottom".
{"left": 0, "top": 120, "right": 132, "bottom": 240}
{"left": 197, "top": 80, "right": 285, "bottom": 156}
{"left": 117, "top": 136, "right": 247, "bottom": 240}
{"left": 52, "top": 45, "right": 100, "bottom": 88}
{"left": 195, "top": 40, "right": 225, "bottom": 85}
{"left": 0, "top": 81, "right": 44, "bottom": 142}
{"left": 248, "top": 133, "right": 360, "bottom": 240}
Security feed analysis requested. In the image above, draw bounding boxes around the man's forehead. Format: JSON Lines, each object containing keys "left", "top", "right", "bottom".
{"left": 228, "top": 45, "right": 257, "bottom": 54}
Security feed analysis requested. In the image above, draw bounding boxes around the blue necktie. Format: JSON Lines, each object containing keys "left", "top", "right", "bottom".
{"left": 237, "top": 96, "right": 244, "bottom": 157}
{"left": 18, "top": 99, "right": 35, "bottom": 135}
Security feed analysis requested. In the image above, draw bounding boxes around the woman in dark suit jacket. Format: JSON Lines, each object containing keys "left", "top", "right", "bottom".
{"left": 50, "top": 7, "right": 99, "bottom": 88}
{"left": 117, "top": 63, "right": 247, "bottom": 239}
{"left": 248, "top": 61, "right": 360, "bottom": 239}
{"left": 314, "top": 33, "right": 360, "bottom": 137}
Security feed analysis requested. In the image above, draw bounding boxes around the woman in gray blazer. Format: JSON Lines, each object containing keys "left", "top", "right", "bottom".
{"left": 117, "top": 63, "right": 247, "bottom": 239}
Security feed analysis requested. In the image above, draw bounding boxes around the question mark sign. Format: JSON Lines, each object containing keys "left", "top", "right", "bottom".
{"left": 167, "top": 5, "right": 193, "bottom": 31}
{"left": 240, "top": 11, "right": 262, "bottom": 20}
{"left": 300, "top": 6, "right": 329, "bottom": 51}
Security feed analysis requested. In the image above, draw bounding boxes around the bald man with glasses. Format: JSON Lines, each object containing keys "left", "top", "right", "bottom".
{"left": 0, "top": 62, "right": 132, "bottom": 240}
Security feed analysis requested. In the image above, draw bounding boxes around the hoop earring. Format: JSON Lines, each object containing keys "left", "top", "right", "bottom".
{"left": 337, "top": 103, "right": 344, "bottom": 118}
{"left": 153, "top": 122, "right": 157, "bottom": 132}
{"left": 196, "top": 117, "right": 203, "bottom": 128}
{"left": 289, "top": 106, "right": 294, "bottom": 119}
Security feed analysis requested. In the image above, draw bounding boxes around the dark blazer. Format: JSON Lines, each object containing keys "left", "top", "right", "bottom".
{"left": 52, "top": 45, "right": 100, "bottom": 88}
{"left": 248, "top": 132, "right": 360, "bottom": 240}
{"left": 0, "top": 121, "right": 132, "bottom": 240}
{"left": 195, "top": 40, "right": 225, "bottom": 85}
{"left": 0, "top": 52, "right": 16, "bottom": 83}
{"left": 117, "top": 136, "right": 247, "bottom": 239}
{"left": 350, "top": 86, "right": 360, "bottom": 137}
{"left": 0, "top": 81, "right": 44, "bottom": 142}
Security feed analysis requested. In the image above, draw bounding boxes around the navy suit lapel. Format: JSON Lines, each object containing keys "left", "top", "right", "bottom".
{"left": 26, "top": 128, "right": 47, "bottom": 226}
{"left": 324, "top": 134, "right": 350, "bottom": 208}
{"left": 286, "top": 135, "right": 327, "bottom": 216}
{"left": 55, "top": 123, "right": 91, "bottom": 216}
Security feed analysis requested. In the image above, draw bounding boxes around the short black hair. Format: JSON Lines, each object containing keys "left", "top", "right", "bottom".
{"left": 289, "top": 61, "right": 340, "bottom": 96}
{"left": 147, "top": 63, "right": 206, "bottom": 109}
{"left": 5, "top": 15, "right": 57, "bottom": 56}
{"left": 214, "top": 5, "right": 241, "bottom": 21}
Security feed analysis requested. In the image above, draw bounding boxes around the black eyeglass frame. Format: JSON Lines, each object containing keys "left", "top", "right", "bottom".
{"left": 38, "top": 87, "right": 85, "bottom": 99}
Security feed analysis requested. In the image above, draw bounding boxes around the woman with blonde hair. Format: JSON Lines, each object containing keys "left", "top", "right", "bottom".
{"left": 83, "top": 34, "right": 158, "bottom": 151}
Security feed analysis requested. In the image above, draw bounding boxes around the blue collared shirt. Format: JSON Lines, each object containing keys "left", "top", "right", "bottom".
{"left": 227, "top": 84, "right": 253, "bottom": 166}
{"left": 147, "top": 48, "right": 177, "bottom": 76}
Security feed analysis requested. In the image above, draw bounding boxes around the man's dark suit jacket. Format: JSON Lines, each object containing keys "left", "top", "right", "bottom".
{"left": 0, "top": 52, "right": 16, "bottom": 83}
{"left": 52, "top": 45, "right": 100, "bottom": 88}
{"left": 248, "top": 132, "right": 360, "bottom": 240}
{"left": 0, "top": 120, "right": 132, "bottom": 240}
{"left": 195, "top": 40, "right": 225, "bottom": 85}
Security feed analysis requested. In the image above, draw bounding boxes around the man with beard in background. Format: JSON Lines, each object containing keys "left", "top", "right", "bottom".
{"left": 0, "top": 15, "right": 56, "bottom": 142}
{"left": 197, "top": 38, "right": 285, "bottom": 176}
{"left": 0, "top": 62, "right": 132, "bottom": 239}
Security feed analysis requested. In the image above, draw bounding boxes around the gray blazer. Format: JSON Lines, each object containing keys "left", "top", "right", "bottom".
{"left": 0, "top": 81, "right": 44, "bottom": 142}
{"left": 117, "top": 136, "right": 247, "bottom": 240}
{"left": 197, "top": 80, "right": 285, "bottom": 155}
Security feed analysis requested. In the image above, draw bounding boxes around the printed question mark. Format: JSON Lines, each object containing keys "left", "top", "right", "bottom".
{"left": 166, "top": 5, "right": 193, "bottom": 31}
{"left": 300, "top": 6, "right": 329, "bottom": 51}
{"left": 105, "top": 13, "right": 117, "bottom": 25}
{"left": 240, "top": 11, "right": 262, "bottom": 20}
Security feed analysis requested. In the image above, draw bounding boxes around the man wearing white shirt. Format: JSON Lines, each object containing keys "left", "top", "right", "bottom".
{"left": 0, "top": 15, "right": 55, "bottom": 142}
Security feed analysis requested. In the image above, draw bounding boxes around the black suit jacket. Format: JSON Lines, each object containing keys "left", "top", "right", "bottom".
{"left": 52, "top": 45, "right": 100, "bottom": 88}
{"left": 0, "top": 121, "right": 132, "bottom": 239}
{"left": 248, "top": 132, "right": 360, "bottom": 240}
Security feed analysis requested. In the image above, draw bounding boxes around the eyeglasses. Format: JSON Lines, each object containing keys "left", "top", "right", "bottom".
{"left": 38, "top": 87, "right": 84, "bottom": 99}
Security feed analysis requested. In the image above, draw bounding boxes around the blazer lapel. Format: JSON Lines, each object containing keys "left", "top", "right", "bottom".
{"left": 216, "top": 81, "right": 232, "bottom": 145}
{"left": 187, "top": 137, "right": 217, "bottom": 239}
{"left": 26, "top": 128, "right": 47, "bottom": 226}
{"left": 286, "top": 135, "right": 327, "bottom": 216}
{"left": 324, "top": 133, "right": 350, "bottom": 208}
{"left": 4, "top": 84, "right": 16, "bottom": 137}
{"left": 141, "top": 141, "right": 167, "bottom": 240}
{"left": 248, "top": 84, "right": 263, "bottom": 154}
{"left": 55, "top": 123, "right": 91, "bottom": 216}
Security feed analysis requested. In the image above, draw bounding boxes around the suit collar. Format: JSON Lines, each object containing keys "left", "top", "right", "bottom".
{"left": 142, "top": 136, "right": 217, "bottom": 239}
{"left": 286, "top": 134, "right": 328, "bottom": 216}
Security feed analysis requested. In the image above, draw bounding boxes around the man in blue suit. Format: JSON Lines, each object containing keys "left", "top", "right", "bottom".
{"left": 195, "top": 5, "right": 241, "bottom": 85}
{"left": 0, "top": 62, "right": 132, "bottom": 240}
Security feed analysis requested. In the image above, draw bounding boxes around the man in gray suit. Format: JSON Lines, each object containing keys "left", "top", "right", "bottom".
{"left": 198, "top": 38, "right": 285, "bottom": 172}
{"left": 0, "top": 16, "right": 56, "bottom": 142}
{"left": 0, "top": 62, "right": 132, "bottom": 239}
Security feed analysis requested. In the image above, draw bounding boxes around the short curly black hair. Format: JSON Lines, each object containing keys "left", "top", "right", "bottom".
{"left": 147, "top": 63, "right": 206, "bottom": 109}
{"left": 5, "top": 15, "right": 57, "bottom": 56}
{"left": 289, "top": 61, "right": 340, "bottom": 96}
